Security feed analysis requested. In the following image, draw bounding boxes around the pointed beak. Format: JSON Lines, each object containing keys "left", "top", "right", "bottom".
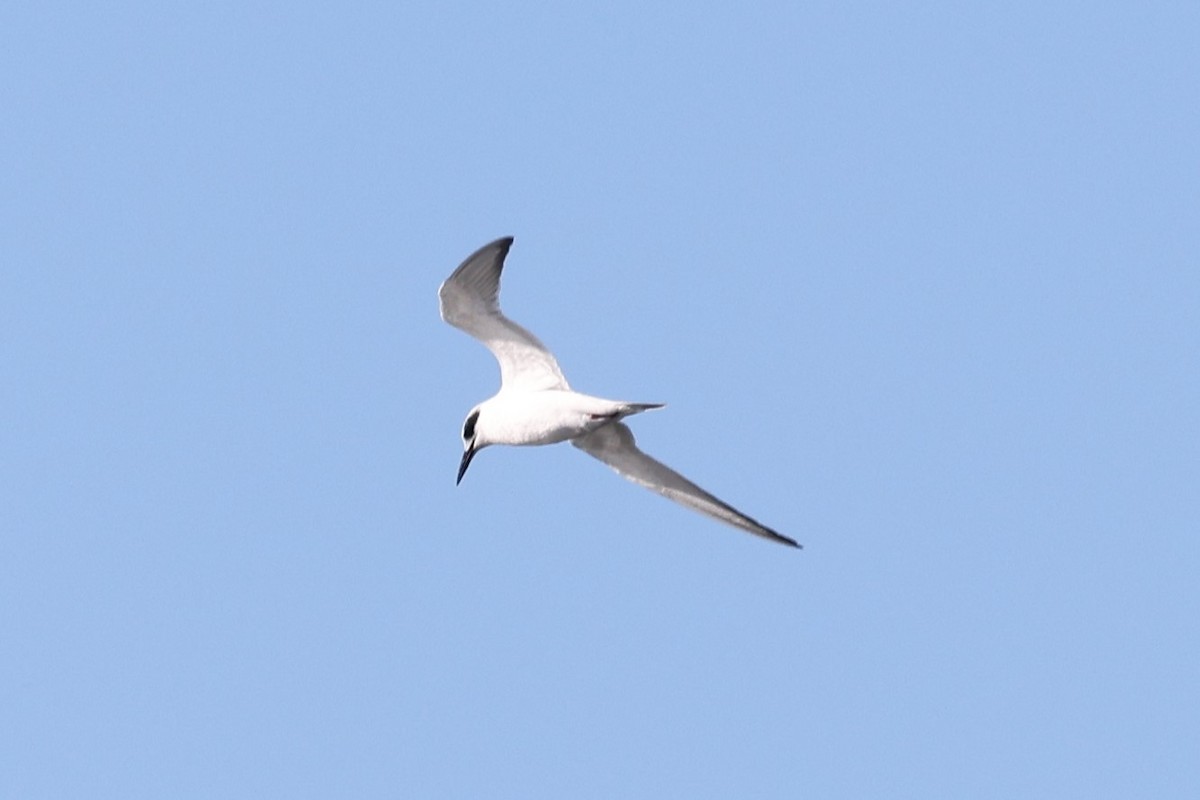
{"left": 456, "top": 444, "right": 477, "bottom": 485}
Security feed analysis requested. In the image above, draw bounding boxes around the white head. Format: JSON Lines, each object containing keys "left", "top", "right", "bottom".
{"left": 456, "top": 406, "right": 487, "bottom": 484}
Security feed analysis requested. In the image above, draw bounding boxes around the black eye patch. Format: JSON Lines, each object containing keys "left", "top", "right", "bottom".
{"left": 463, "top": 410, "right": 479, "bottom": 441}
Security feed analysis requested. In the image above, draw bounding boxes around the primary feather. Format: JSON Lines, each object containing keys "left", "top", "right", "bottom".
{"left": 438, "top": 237, "right": 569, "bottom": 392}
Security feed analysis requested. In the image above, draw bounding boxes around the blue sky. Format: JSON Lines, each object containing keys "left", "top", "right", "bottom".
{"left": 3, "top": 2, "right": 1197, "bottom": 797}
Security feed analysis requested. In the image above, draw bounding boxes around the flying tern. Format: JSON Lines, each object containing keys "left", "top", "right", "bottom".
{"left": 438, "top": 237, "right": 799, "bottom": 548}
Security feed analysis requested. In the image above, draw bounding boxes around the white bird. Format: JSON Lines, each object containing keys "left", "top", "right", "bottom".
{"left": 439, "top": 237, "right": 799, "bottom": 548}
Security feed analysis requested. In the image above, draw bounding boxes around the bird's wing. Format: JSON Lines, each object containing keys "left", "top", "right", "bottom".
{"left": 438, "top": 237, "right": 569, "bottom": 391}
{"left": 572, "top": 422, "right": 799, "bottom": 547}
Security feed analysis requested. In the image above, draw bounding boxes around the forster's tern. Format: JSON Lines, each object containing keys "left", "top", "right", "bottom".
{"left": 439, "top": 237, "right": 799, "bottom": 548}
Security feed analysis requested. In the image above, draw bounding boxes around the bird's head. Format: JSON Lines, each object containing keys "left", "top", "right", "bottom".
{"left": 456, "top": 406, "right": 486, "bottom": 484}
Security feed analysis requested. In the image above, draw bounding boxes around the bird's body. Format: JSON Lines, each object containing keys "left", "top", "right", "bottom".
{"left": 471, "top": 389, "right": 661, "bottom": 448}
{"left": 439, "top": 236, "right": 799, "bottom": 548}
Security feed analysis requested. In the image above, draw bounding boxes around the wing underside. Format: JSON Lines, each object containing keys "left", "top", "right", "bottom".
{"left": 439, "top": 237, "right": 569, "bottom": 391}
{"left": 573, "top": 422, "right": 799, "bottom": 547}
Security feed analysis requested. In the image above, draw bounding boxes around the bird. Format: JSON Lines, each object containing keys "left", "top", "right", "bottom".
{"left": 438, "top": 236, "right": 799, "bottom": 548}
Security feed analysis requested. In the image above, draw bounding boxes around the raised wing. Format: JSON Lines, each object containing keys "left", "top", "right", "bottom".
{"left": 572, "top": 422, "right": 799, "bottom": 548}
{"left": 439, "top": 237, "right": 569, "bottom": 391}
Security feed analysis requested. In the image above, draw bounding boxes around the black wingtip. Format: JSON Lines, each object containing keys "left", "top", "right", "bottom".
{"left": 457, "top": 236, "right": 514, "bottom": 270}
{"left": 754, "top": 523, "right": 800, "bottom": 548}
{"left": 490, "top": 236, "right": 514, "bottom": 270}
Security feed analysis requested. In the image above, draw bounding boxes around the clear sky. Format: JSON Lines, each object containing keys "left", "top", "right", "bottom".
{"left": 3, "top": 2, "right": 1197, "bottom": 798}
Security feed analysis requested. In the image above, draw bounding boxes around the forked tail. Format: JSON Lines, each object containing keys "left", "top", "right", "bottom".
{"left": 623, "top": 402, "right": 665, "bottom": 415}
{"left": 589, "top": 402, "right": 665, "bottom": 424}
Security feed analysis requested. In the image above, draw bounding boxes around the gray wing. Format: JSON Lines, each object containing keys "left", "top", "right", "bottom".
{"left": 572, "top": 422, "right": 800, "bottom": 548}
{"left": 438, "top": 237, "right": 569, "bottom": 391}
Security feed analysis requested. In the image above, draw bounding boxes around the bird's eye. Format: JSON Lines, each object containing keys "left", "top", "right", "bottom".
{"left": 462, "top": 410, "right": 479, "bottom": 441}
